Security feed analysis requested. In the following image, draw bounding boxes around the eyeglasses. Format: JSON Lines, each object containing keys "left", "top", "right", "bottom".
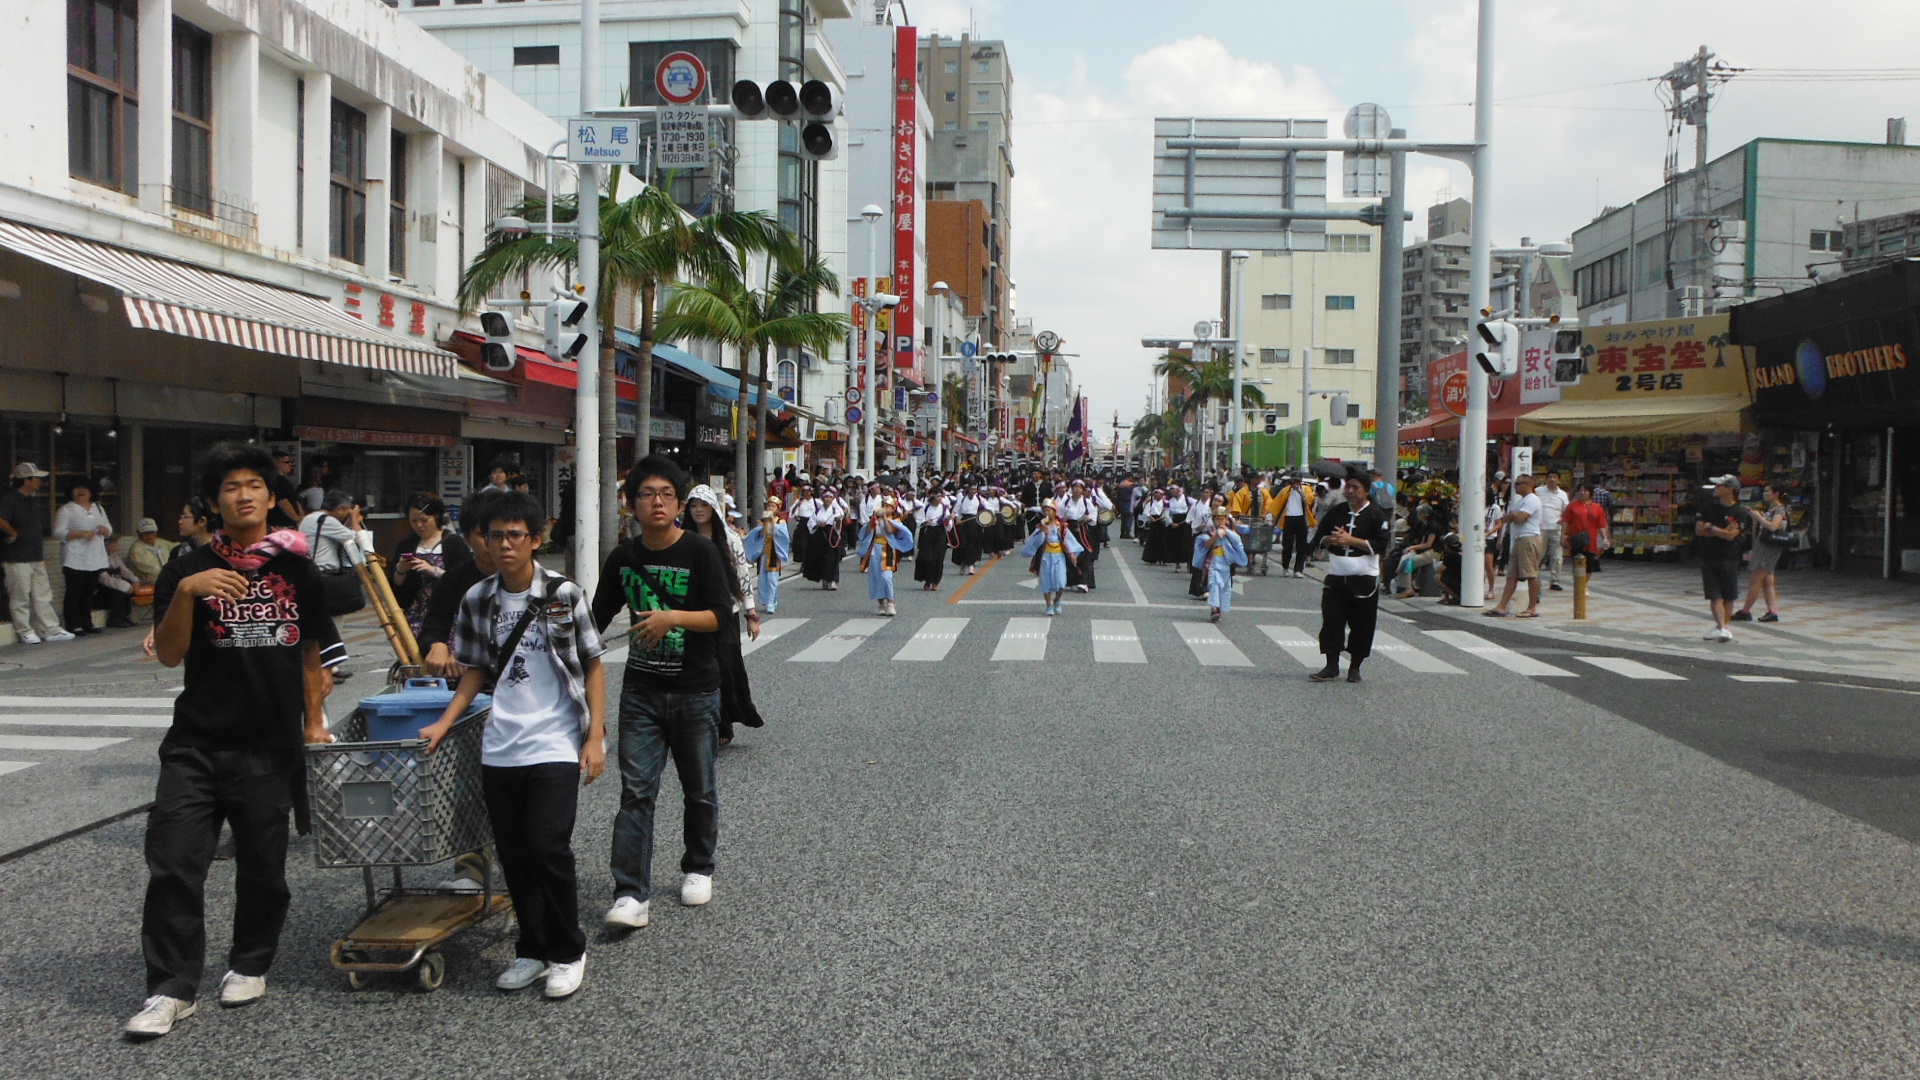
{"left": 633, "top": 489, "right": 678, "bottom": 503}
{"left": 482, "top": 529, "right": 534, "bottom": 543}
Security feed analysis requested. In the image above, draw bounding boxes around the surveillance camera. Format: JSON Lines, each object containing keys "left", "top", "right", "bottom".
{"left": 872, "top": 293, "right": 902, "bottom": 309}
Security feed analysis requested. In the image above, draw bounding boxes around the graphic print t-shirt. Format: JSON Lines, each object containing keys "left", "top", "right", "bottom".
{"left": 481, "top": 585, "right": 581, "bottom": 767}
{"left": 153, "top": 545, "right": 342, "bottom": 750}
{"left": 592, "top": 532, "right": 733, "bottom": 693}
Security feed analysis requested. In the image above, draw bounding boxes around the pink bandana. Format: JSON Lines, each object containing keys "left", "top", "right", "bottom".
{"left": 208, "top": 529, "right": 309, "bottom": 572}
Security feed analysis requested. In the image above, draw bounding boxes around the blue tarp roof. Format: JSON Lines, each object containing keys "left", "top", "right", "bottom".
{"left": 614, "top": 329, "right": 782, "bottom": 410}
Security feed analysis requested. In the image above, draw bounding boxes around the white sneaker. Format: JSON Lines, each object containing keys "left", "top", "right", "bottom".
{"left": 495, "top": 957, "right": 548, "bottom": 991}
{"left": 17, "top": 631, "right": 40, "bottom": 645}
{"left": 680, "top": 873, "right": 713, "bottom": 906}
{"left": 217, "top": 970, "right": 266, "bottom": 1007}
{"left": 1702, "top": 628, "right": 1722, "bottom": 641}
{"left": 125, "top": 995, "right": 195, "bottom": 1038}
{"left": 544, "top": 956, "right": 585, "bottom": 999}
{"left": 1717, "top": 628, "right": 1735, "bottom": 643}
{"left": 45, "top": 629, "right": 75, "bottom": 643}
{"left": 603, "top": 896, "right": 649, "bottom": 929}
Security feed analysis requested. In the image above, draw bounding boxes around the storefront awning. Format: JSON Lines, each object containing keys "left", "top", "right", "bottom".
{"left": 614, "top": 330, "right": 786, "bottom": 411}
{"left": 1516, "top": 394, "right": 1751, "bottom": 436}
{"left": 0, "top": 219, "right": 456, "bottom": 378}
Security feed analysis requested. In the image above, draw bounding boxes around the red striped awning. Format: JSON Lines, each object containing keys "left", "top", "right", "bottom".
{"left": 0, "top": 219, "right": 455, "bottom": 378}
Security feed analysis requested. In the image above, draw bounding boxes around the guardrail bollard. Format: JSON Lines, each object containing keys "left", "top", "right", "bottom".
{"left": 1572, "top": 554, "right": 1588, "bottom": 620}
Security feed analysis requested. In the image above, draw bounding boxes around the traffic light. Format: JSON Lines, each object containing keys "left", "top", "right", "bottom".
{"left": 1263, "top": 413, "right": 1278, "bottom": 436}
{"left": 1474, "top": 318, "right": 1520, "bottom": 377}
{"left": 479, "top": 310, "right": 515, "bottom": 373}
{"left": 1550, "top": 326, "right": 1585, "bottom": 386}
{"left": 544, "top": 296, "right": 591, "bottom": 363}
{"left": 733, "top": 78, "right": 838, "bottom": 160}
{"left": 983, "top": 352, "right": 1019, "bottom": 366}
{"left": 1330, "top": 393, "right": 1350, "bottom": 426}
{"left": 731, "top": 80, "right": 799, "bottom": 121}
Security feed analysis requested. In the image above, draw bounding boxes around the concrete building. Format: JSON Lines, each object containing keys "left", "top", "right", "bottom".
{"left": 1, "top": 0, "right": 570, "bottom": 616}
{"left": 1572, "top": 137, "right": 1920, "bottom": 326}
{"left": 918, "top": 33, "right": 1013, "bottom": 349}
{"left": 1395, "top": 199, "right": 1529, "bottom": 417}
{"left": 1230, "top": 207, "right": 1381, "bottom": 465}
{"left": 1834, "top": 207, "right": 1920, "bottom": 277}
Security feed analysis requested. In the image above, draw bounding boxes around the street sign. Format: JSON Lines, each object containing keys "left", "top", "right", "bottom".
{"left": 960, "top": 341, "right": 978, "bottom": 358}
{"left": 845, "top": 405, "right": 863, "bottom": 424}
{"left": 911, "top": 446, "right": 926, "bottom": 458}
{"left": 1151, "top": 117, "right": 1328, "bottom": 251}
{"left": 845, "top": 387, "right": 863, "bottom": 406}
{"left": 657, "top": 107, "right": 710, "bottom": 170}
{"left": 1342, "top": 103, "right": 1393, "bottom": 198}
{"left": 1442, "top": 371, "right": 1470, "bottom": 418}
{"left": 925, "top": 392, "right": 938, "bottom": 405}
{"left": 567, "top": 119, "right": 643, "bottom": 165}
{"left": 655, "top": 52, "right": 708, "bottom": 105}
{"left": 1035, "top": 330, "right": 1061, "bottom": 353}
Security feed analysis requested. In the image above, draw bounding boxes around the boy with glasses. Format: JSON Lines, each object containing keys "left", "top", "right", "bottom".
{"left": 591, "top": 456, "right": 735, "bottom": 931}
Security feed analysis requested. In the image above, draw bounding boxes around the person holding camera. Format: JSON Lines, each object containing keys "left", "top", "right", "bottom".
{"left": 391, "top": 493, "right": 473, "bottom": 638}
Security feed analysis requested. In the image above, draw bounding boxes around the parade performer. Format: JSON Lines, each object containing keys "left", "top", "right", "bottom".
{"left": 857, "top": 499, "right": 915, "bottom": 617}
{"left": 1166, "top": 485, "right": 1194, "bottom": 573}
{"left": 1020, "top": 500, "right": 1085, "bottom": 617}
{"left": 1140, "top": 488, "right": 1169, "bottom": 564}
{"left": 803, "top": 487, "right": 845, "bottom": 590}
{"left": 1192, "top": 507, "right": 1249, "bottom": 623}
{"left": 1186, "top": 492, "right": 1218, "bottom": 600}
{"left": 913, "top": 488, "right": 951, "bottom": 591}
{"left": 742, "top": 499, "right": 790, "bottom": 616}
{"left": 1058, "top": 479, "right": 1100, "bottom": 592}
{"left": 788, "top": 483, "right": 815, "bottom": 568}
{"left": 953, "top": 481, "right": 985, "bottom": 575}
{"left": 1308, "top": 469, "right": 1393, "bottom": 683}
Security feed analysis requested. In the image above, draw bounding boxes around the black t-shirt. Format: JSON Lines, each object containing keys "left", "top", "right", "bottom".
{"left": 0, "top": 489, "right": 45, "bottom": 563}
{"left": 591, "top": 531, "right": 733, "bottom": 693}
{"left": 418, "top": 556, "right": 486, "bottom": 652}
{"left": 153, "top": 544, "right": 343, "bottom": 750}
{"left": 266, "top": 472, "right": 301, "bottom": 529}
{"left": 1695, "top": 500, "right": 1742, "bottom": 560}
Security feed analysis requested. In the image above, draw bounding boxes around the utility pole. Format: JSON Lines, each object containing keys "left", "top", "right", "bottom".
{"left": 861, "top": 204, "right": 883, "bottom": 477}
{"left": 573, "top": 0, "right": 602, "bottom": 595}
{"left": 1458, "top": 0, "right": 1496, "bottom": 608}
{"left": 1373, "top": 132, "right": 1407, "bottom": 483}
{"left": 1229, "top": 250, "right": 1249, "bottom": 474}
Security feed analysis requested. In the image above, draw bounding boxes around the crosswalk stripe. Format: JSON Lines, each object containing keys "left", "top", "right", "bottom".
{"left": 0, "top": 762, "right": 35, "bottom": 777}
{"left": 0, "top": 696, "right": 175, "bottom": 709}
{"left": 742, "top": 617, "right": 809, "bottom": 657}
{"left": 1372, "top": 632, "right": 1465, "bottom": 673}
{"left": 1574, "top": 655, "right": 1685, "bottom": 680}
{"left": 0, "top": 715, "right": 172, "bottom": 729}
{"left": 1090, "top": 619, "right": 1146, "bottom": 664}
{"left": 894, "top": 618, "right": 969, "bottom": 662}
{"left": 1177, "top": 623, "right": 1253, "bottom": 667}
{"left": 0, "top": 735, "right": 129, "bottom": 751}
{"left": 991, "top": 617, "right": 1050, "bottom": 661}
{"left": 788, "top": 618, "right": 887, "bottom": 663}
{"left": 1259, "top": 625, "right": 1325, "bottom": 669}
{"left": 1424, "top": 630, "right": 1577, "bottom": 677}
{"left": 1729, "top": 674, "right": 1795, "bottom": 683}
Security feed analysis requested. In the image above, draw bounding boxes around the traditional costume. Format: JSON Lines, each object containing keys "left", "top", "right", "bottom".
{"left": 953, "top": 487, "right": 985, "bottom": 573}
{"left": 742, "top": 515, "right": 791, "bottom": 615}
{"left": 1140, "top": 491, "right": 1169, "bottom": 564}
{"left": 1309, "top": 478, "right": 1394, "bottom": 683}
{"left": 1192, "top": 514, "right": 1249, "bottom": 621}
{"left": 804, "top": 492, "right": 846, "bottom": 589}
{"left": 914, "top": 494, "right": 951, "bottom": 589}
{"left": 1020, "top": 508, "right": 1085, "bottom": 616}
{"left": 857, "top": 511, "right": 916, "bottom": 616}
{"left": 1058, "top": 483, "right": 1100, "bottom": 592}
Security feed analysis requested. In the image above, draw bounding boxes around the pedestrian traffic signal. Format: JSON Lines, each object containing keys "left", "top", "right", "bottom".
{"left": 1474, "top": 318, "right": 1520, "bottom": 377}
{"left": 1263, "top": 413, "right": 1278, "bottom": 436}
{"left": 1550, "top": 326, "right": 1585, "bottom": 386}
{"left": 544, "top": 296, "right": 591, "bottom": 363}
{"left": 1330, "top": 392, "right": 1350, "bottom": 425}
{"left": 479, "top": 310, "right": 515, "bottom": 372}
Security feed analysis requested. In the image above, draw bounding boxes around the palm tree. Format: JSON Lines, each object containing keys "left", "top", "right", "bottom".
{"left": 1153, "top": 350, "right": 1265, "bottom": 470}
{"left": 654, "top": 252, "right": 848, "bottom": 511}
{"left": 457, "top": 173, "right": 791, "bottom": 554}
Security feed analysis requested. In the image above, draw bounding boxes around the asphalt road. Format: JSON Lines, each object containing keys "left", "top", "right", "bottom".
{"left": 4, "top": 541, "right": 1920, "bottom": 1077}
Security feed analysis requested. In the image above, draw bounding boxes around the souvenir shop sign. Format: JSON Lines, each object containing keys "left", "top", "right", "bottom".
{"left": 1732, "top": 259, "right": 1920, "bottom": 429}
{"left": 1563, "top": 315, "right": 1748, "bottom": 403}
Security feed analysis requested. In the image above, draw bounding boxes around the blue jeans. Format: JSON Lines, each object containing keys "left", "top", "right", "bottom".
{"left": 611, "top": 680, "right": 720, "bottom": 902}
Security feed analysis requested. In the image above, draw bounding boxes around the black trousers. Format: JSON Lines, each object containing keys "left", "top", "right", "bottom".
{"left": 62, "top": 566, "right": 98, "bottom": 632}
{"left": 1318, "top": 575, "right": 1381, "bottom": 663}
{"left": 141, "top": 743, "right": 300, "bottom": 1000}
{"left": 1279, "top": 517, "right": 1310, "bottom": 574}
{"left": 483, "top": 762, "right": 586, "bottom": 964}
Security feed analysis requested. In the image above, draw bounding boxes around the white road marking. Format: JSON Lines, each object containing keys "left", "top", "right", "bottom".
{"left": 741, "top": 617, "right": 809, "bottom": 656}
{"left": 0, "top": 696, "right": 175, "bottom": 709}
{"left": 1371, "top": 632, "right": 1465, "bottom": 674}
{"left": 1574, "top": 655, "right": 1686, "bottom": 680}
{"left": 991, "top": 617, "right": 1051, "bottom": 662}
{"left": 1090, "top": 620, "right": 1147, "bottom": 664}
{"left": 894, "top": 618, "right": 969, "bottom": 662}
{"left": 1177, "top": 623, "right": 1253, "bottom": 667}
{"left": 0, "top": 762, "right": 35, "bottom": 776}
{"left": 1109, "top": 545, "right": 1152, "bottom": 607}
{"left": 1016, "top": 577, "right": 1036, "bottom": 589}
{"left": 0, "top": 715, "right": 172, "bottom": 728}
{"left": 1729, "top": 674, "right": 1796, "bottom": 683}
{"left": 788, "top": 618, "right": 886, "bottom": 663}
{"left": 0, "top": 735, "right": 130, "bottom": 751}
{"left": 1424, "top": 630, "right": 1577, "bottom": 677}
{"left": 1259, "top": 625, "right": 1326, "bottom": 669}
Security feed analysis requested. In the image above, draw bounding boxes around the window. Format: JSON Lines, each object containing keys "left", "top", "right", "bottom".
{"left": 1259, "top": 348, "right": 1291, "bottom": 364}
{"left": 1324, "top": 348, "right": 1357, "bottom": 365}
{"left": 295, "top": 80, "right": 305, "bottom": 247}
{"left": 1346, "top": 402, "right": 1362, "bottom": 418}
{"left": 451, "top": 0, "right": 480, "bottom": 5}
{"left": 977, "top": 59, "right": 991, "bottom": 74}
{"left": 514, "top": 45, "right": 559, "bottom": 66}
{"left": 1262, "top": 250, "right": 1284, "bottom": 257}
{"left": 412, "top": 0, "right": 439, "bottom": 6}
{"left": 1635, "top": 235, "right": 1663, "bottom": 287}
{"left": 975, "top": 89, "right": 989, "bottom": 103}
{"left": 1272, "top": 403, "right": 1290, "bottom": 418}
{"left": 1325, "top": 234, "right": 1371, "bottom": 254}
{"left": 1574, "top": 249, "right": 1629, "bottom": 304}
{"left": 944, "top": 61, "right": 957, "bottom": 74}
{"left": 170, "top": 19, "right": 212, "bottom": 215}
{"left": 1260, "top": 294, "right": 1291, "bottom": 310}
{"left": 1324, "top": 295, "right": 1356, "bottom": 311}
{"left": 329, "top": 100, "right": 367, "bottom": 264}
{"left": 68, "top": 0, "right": 140, "bottom": 194}
{"left": 944, "top": 91, "right": 956, "bottom": 103}
{"left": 388, "top": 131, "right": 408, "bottom": 278}
{"left": 1810, "top": 229, "right": 1844, "bottom": 251}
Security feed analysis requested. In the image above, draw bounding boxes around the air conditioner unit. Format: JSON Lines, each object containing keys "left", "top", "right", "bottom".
{"left": 1668, "top": 285, "right": 1707, "bottom": 318}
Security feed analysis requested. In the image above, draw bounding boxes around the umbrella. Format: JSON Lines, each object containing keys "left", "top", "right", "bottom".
{"left": 1308, "top": 458, "right": 1348, "bottom": 481}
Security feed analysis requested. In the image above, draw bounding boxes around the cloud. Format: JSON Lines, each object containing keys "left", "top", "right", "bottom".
{"left": 1010, "top": 37, "right": 1343, "bottom": 429}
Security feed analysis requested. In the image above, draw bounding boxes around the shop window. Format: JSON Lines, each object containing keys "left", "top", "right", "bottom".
{"left": 68, "top": 0, "right": 141, "bottom": 195}
{"left": 170, "top": 19, "right": 213, "bottom": 215}
{"left": 388, "top": 130, "right": 408, "bottom": 279}
{"left": 329, "top": 100, "right": 368, "bottom": 264}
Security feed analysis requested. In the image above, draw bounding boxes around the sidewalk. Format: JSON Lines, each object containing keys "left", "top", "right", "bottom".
{"left": 1393, "top": 559, "right": 1920, "bottom": 685}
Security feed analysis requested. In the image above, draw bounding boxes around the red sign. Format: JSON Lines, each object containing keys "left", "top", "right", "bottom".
{"left": 1442, "top": 372, "right": 1469, "bottom": 417}
{"left": 294, "top": 426, "right": 456, "bottom": 448}
{"left": 891, "top": 26, "right": 917, "bottom": 383}
{"left": 654, "top": 51, "right": 707, "bottom": 105}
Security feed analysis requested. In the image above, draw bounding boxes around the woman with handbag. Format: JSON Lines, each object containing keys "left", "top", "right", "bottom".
{"left": 300, "top": 489, "right": 369, "bottom": 680}
{"left": 391, "top": 493, "right": 472, "bottom": 638}
{"left": 1733, "top": 483, "right": 1790, "bottom": 624}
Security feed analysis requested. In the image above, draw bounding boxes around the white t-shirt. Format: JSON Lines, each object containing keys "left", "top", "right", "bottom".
{"left": 1507, "top": 492, "right": 1544, "bottom": 540}
{"left": 1536, "top": 486, "right": 1570, "bottom": 530}
{"left": 484, "top": 586, "right": 583, "bottom": 768}
{"left": 54, "top": 502, "right": 112, "bottom": 571}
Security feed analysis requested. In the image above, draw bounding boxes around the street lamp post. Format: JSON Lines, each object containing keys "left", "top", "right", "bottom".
{"left": 572, "top": 0, "right": 602, "bottom": 593}
{"left": 860, "top": 204, "right": 883, "bottom": 476}
{"left": 1229, "top": 250, "right": 1249, "bottom": 475}
{"left": 930, "top": 280, "right": 948, "bottom": 474}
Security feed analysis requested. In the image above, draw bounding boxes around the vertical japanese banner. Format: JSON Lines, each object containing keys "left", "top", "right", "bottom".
{"left": 851, "top": 277, "right": 867, "bottom": 390}
{"left": 892, "top": 25, "right": 918, "bottom": 384}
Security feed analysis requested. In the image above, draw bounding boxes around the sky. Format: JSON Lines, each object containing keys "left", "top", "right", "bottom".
{"left": 895, "top": 0, "right": 1920, "bottom": 431}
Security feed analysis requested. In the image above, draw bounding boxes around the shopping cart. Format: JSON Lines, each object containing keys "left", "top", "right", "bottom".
{"left": 1243, "top": 522, "right": 1276, "bottom": 576}
{"left": 306, "top": 698, "right": 506, "bottom": 992}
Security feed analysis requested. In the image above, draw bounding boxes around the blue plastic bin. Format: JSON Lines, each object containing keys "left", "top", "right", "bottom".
{"left": 360, "top": 678, "right": 491, "bottom": 743}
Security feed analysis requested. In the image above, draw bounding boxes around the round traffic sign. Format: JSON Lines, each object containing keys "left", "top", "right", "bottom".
{"left": 844, "top": 387, "right": 862, "bottom": 406}
{"left": 1442, "top": 371, "right": 1470, "bottom": 418}
{"left": 960, "top": 341, "right": 978, "bottom": 358}
{"left": 845, "top": 405, "right": 863, "bottom": 424}
{"left": 655, "top": 52, "right": 708, "bottom": 105}
{"left": 925, "top": 392, "right": 938, "bottom": 405}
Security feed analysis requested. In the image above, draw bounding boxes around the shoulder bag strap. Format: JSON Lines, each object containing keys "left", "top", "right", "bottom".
{"left": 490, "top": 586, "right": 543, "bottom": 685}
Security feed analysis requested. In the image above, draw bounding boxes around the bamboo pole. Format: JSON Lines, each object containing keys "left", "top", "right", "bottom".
{"left": 354, "top": 554, "right": 420, "bottom": 667}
